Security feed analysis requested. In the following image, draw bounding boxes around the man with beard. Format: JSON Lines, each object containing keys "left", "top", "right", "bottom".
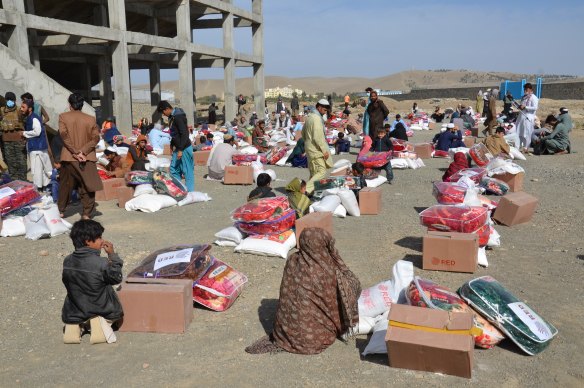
{"left": 302, "top": 99, "right": 333, "bottom": 194}
{"left": 0, "top": 92, "right": 27, "bottom": 180}
{"left": 366, "top": 91, "right": 389, "bottom": 139}
{"left": 21, "top": 99, "right": 52, "bottom": 190}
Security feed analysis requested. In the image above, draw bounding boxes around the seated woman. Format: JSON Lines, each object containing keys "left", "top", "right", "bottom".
{"left": 245, "top": 228, "right": 361, "bottom": 355}
{"left": 285, "top": 138, "right": 307, "bottom": 168}
{"left": 285, "top": 177, "right": 310, "bottom": 218}
{"left": 442, "top": 152, "right": 469, "bottom": 182}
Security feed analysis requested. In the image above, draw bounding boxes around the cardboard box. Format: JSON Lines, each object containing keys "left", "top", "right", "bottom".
{"left": 463, "top": 136, "right": 476, "bottom": 148}
{"left": 428, "top": 122, "right": 436, "bottom": 130}
{"left": 330, "top": 167, "right": 349, "bottom": 177}
{"left": 163, "top": 144, "right": 172, "bottom": 156}
{"left": 95, "top": 178, "right": 126, "bottom": 202}
{"left": 423, "top": 231, "right": 478, "bottom": 273}
{"left": 194, "top": 150, "right": 211, "bottom": 167}
{"left": 414, "top": 143, "right": 433, "bottom": 159}
{"left": 386, "top": 304, "right": 474, "bottom": 379}
{"left": 295, "top": 211, "right": 333, "bottom": 248}
{"left": 117, "top": 278, "right": 193, "bottom": 333}
{"left": 359, "top": 187, "right": 382, "bottom": 215}
{"left": 493, "top": 191, "right": 538, "bottom": 226}
{"left": 116, "top": 186, "right": 135, "bottom": 208}
{"left": 492, "top": 171, "right": 524, "bottom": 192}
{"left": 223, "top": 165, "right": 253, "bottom": 185}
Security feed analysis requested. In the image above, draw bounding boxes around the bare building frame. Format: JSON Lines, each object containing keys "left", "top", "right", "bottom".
{"left": 0, "top": 0, "right": 264, "bottom": 130}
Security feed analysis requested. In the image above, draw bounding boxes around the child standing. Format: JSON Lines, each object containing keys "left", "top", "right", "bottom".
{"left": 248, "top": 173, "right": 276, "bottom": 201}
{"left": 62, "top": 220, "right": 123, "bottom": 344}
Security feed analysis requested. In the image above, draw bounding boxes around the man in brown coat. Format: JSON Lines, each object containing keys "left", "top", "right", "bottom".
{"left": 483, "top": 126, "right": 510, "bottom": 157}
{"left": 58, "top": 93, "right": 103, "bottom": 219}
{"left": 366, "top": 91, "right": 389, "bottom": 139}
{"left": 483, "top": 88, "right": 499, "bottom": 136}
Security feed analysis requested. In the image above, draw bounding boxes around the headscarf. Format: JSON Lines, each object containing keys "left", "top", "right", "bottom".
{"left": 442, "top": 152, "right": 469, "bottom": 182}
{"left": 285, "top": 138, "right": 305, "bottom": 164}
{"left": 245, "top": 228, "right": 361, "bottom": 355}
{"left": 358, "top": 136, "right": 372, "bottom": 158}
{"left": 285, "top": 178, "right": 310, "bottom": 218}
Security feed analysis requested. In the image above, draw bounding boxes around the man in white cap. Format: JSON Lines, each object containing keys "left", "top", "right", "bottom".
{"left": 557, "top": 107, "right": 573, "bottom": 133}
{"left": 302, "top": 99, "right": 333, "bottom": 194}
{"left": 274, "top": 110, "right": 294, "bottom": 144}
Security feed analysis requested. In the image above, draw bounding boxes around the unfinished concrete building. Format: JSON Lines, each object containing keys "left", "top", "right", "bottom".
{"left": 0, "top": 0, "right": 264, "bottom": 132}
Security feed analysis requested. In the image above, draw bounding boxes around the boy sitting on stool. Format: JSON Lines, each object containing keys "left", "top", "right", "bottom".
{"left": 62, "top": 220, "right": 123, "bottom": 344}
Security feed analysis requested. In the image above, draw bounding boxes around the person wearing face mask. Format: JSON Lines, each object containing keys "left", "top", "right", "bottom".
{"left": 0, "top": 92, "right": 27, "bottom": 181}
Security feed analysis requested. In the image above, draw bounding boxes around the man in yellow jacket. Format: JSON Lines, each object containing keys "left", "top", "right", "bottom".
{"left": 302, "top": 99, "right": 333, "bottom": 194}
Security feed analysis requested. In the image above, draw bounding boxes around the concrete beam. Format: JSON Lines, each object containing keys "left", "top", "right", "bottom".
{"left": 35, "top": 35, "right": 109, "bottom": 47}
{"left": 191, "top": 0, "right": 260, "bottom": 23}
{"left": 39, "top": 44, "right": 108, "bottom": 56}
{"left": 192, "top": 17, "right": 253, "bottom": 29}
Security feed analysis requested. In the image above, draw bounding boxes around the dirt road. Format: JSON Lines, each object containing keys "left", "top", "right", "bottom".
{"left": 1, "top": 122, "right": 583, "bottom": 387}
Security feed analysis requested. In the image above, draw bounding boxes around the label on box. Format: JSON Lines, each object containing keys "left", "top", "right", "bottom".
{"left": 153, "top": 248, "right": 193, "bottom": 271}
{"left": 508, "top": 302, "right": 552, "bottom": 340}
{"left": 0, "top": 187, "right": 16, "bottom": 199}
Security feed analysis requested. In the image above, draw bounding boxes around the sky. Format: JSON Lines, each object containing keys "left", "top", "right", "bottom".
{"left": 131, "top": 0, "right": 584, "bottom": 84}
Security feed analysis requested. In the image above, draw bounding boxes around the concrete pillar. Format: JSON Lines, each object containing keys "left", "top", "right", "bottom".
{"left": 176, "top": 0, "right": 194, "bottom": 125}
{"left": 83, "top": 63, "right": 93, "bottom": 106}
{"left": 3, "top": 0, "right": 31, "bottom": 63}
{"left": 192, "top": 67, "right": 197, "bottom": 122}
{"left": 98, "top": 56, "right": 113, "bottom": 121}
{"left": 149, "top": 63, "right": 161, "bottom": 122}
{"left": 223, "top": 7, "right": 236, "bottom": 121}
{"left": 252, "top": 0, "right": 264, "bottom": 116}
{"left": 108, "top": 0, "right": 132, "bottom": 131}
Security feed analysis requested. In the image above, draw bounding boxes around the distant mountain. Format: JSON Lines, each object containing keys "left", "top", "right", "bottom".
{"left": 137, "top": 70, "right": 581, "bottom": 99}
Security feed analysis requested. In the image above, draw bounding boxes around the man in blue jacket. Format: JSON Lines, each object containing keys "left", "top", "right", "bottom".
{"left": 21, "top": 99, "right": 52, "bottom": 190}
{"left": 157, "top": 101, "right": 194, "bottom": 191}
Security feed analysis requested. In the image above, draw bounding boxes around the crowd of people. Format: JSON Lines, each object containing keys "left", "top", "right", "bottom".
{"left": 0, "top": 83, "right": 577, "bottom": 349}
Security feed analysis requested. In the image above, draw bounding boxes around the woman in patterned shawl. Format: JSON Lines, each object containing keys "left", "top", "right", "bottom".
{"left": 246, "top": 227, "right": 361, "bottom": 355}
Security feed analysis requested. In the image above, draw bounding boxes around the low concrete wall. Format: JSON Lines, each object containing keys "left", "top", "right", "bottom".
{"left": 391, "top": 82, "right": 584, "bottom": 101}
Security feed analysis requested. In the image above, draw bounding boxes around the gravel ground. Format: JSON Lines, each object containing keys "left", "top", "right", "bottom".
{"left": 1, "top": 125, "right": 583, "bottom": 387}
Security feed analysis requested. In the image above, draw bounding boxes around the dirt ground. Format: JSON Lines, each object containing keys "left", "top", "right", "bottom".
{"left": 1, "top": 105, "right": 583, "bottom": 387}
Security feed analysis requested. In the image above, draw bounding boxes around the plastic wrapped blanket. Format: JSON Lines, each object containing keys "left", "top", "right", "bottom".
{"left": 231, "top": 196, "right": 290, "bottom": 223}
{"left": 469, "top": 143, "right": 493, "bottom": 167}
{"left": 125, "top": 171, "right": 153, "bottom": 185}
{"left": 420, "top": 205, "right": 488, "bottom": 233}
{"left": 232, "top": 153, "right": 267, "bottom": 166}
{"left": 448, "top": 168, "right": 488, "bottom": 184}
{"left": 479, "top": 177, "right": 509, "bottom": 196}
{"left": 432, "top": 182, "right": 467, "bottom": 204}
{"left": 152, "top": 170, "right": 187, "bottom": 201}
{"left": 193, "top": 259, "right": 247, "bottom": 312}
{"left": 127, "top": 244, "right": 213, "bottom": 280}
{"left": 357, "top": 152, "right": 392, "bottom": 168}
{"left": 406, "top": 277, "right": 504, "bottom": 349}
{"left": 235, "top": 208, "right": 295, "bottom": 235}
{"left": 313, "top": 176, "right": 360, "bottom": 198}
{"left": 0, "top": 180, "right": 41, "bottom": 217}
{"left": 265, "top": 147, "right": 288, "bottom": 165}
{"left": 459, "top": 276, "right": 558, "bottom": 355}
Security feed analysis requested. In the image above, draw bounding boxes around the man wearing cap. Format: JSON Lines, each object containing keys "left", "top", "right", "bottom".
{"left": 275, "top": 111, "right": 294, "bottom": 144}
{"left": 302, "top": 99, "right": 333, "bottom": 194}
{"left": 0, "top": 92, "right": 27, "bottom": 180}
{"left": 147, "top": 123, "right": 171, "bottom": 151}
{"left": 366, "top": 91, "right": 389, "bottom": 139}
{"left": 21, "top": 99, "right": 52, "bottom": 190}
{"left": 557, "top": 108, "right": 573, "bottom": 133}
{"left": 434, "top": 124, "right": 463, "bottom": 152}
{"left": 103, "top": 147, "right": 129, "bottom": 178}
{"left": 157, "top": 100, "right": 195, "bottom": 192}
{"left": 483, "top": 89, "right": 499, "bottom": 136}
{"left": 207, "top": 134, "right": 237, "bottom": 180}
{"left": 483, "top": 127, "right": 510, "bottom": 157}
{"left": 58, "top": 93, "right": 103, "bottom": 219}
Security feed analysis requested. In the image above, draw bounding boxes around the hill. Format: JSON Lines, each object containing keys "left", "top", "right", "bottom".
{"left": 137, "top": 70, "right": 582, "bottom": 98}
